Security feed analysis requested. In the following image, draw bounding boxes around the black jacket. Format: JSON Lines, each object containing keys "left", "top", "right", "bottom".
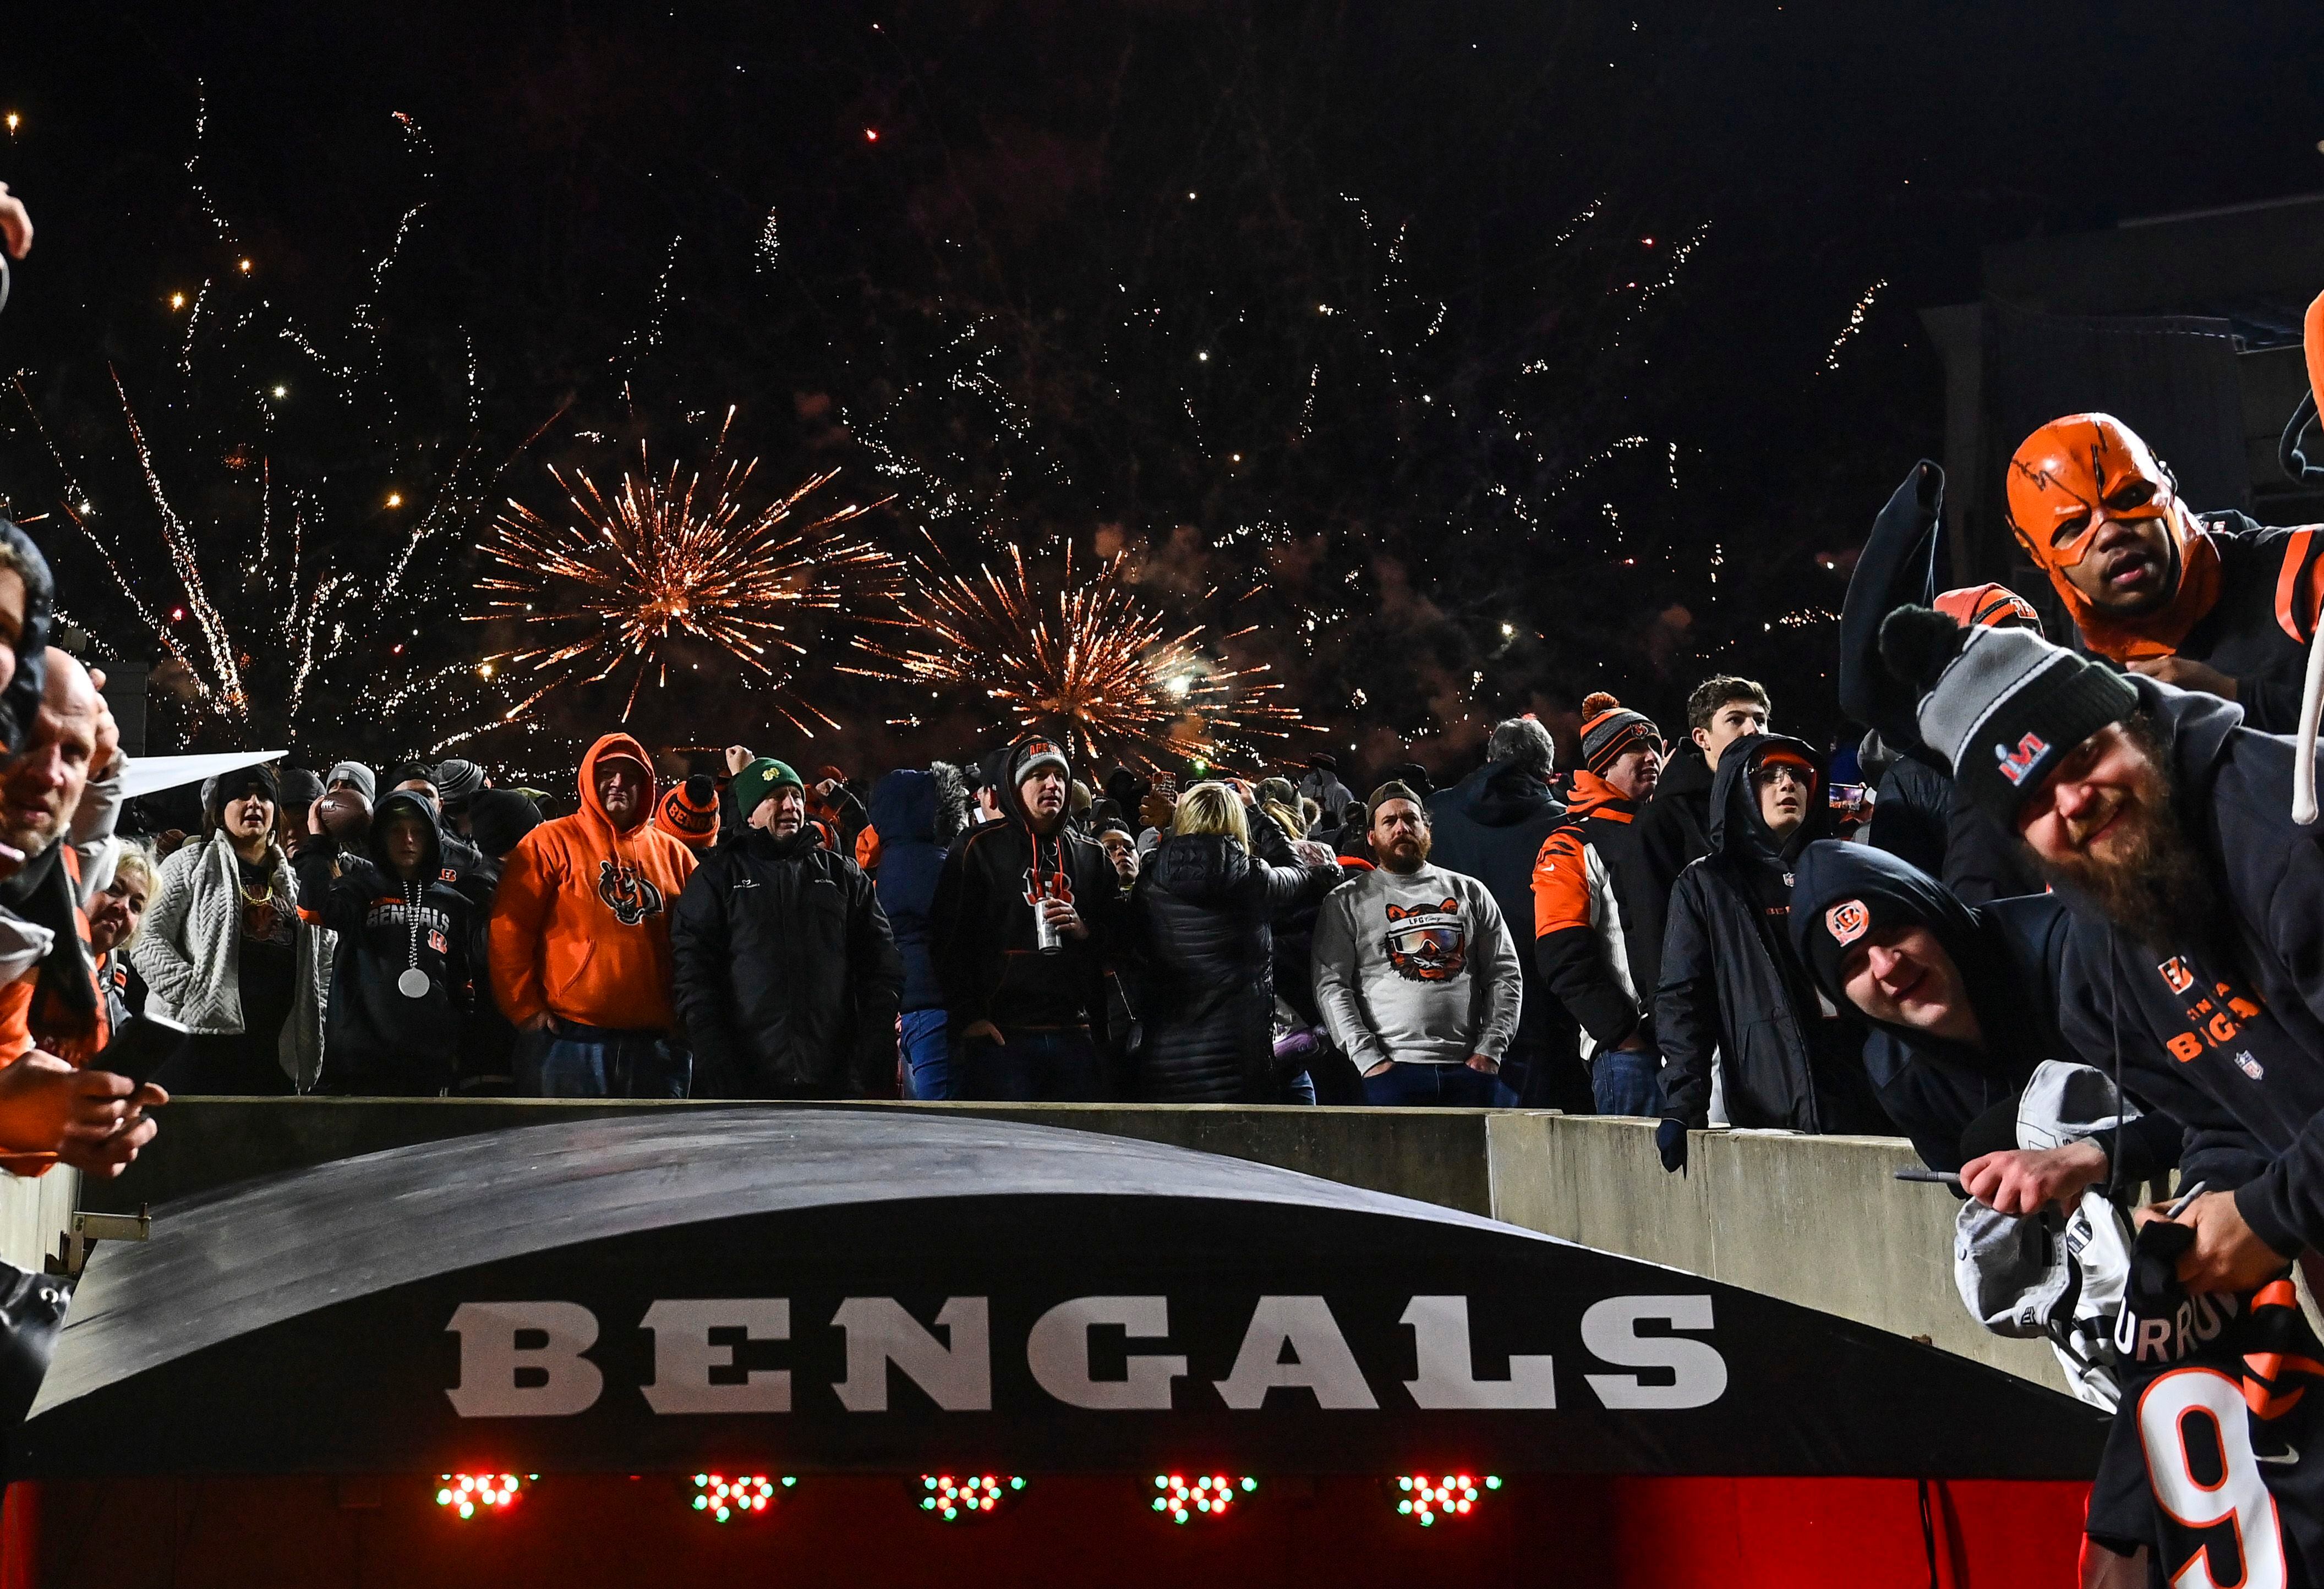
{"left": 670, "top": 825, "right": 904, "bottom": 1098}
{"left": 292, "top": 791, "right": 474, "bottom": 1095}
{"left": 868, "top": 769, "right": 950, "bottom": 1013}
{"left": 1428, "top": 759, "right": 1579, "bottom": 1091}
{"left": 1790, "top": 840, "right": 2175, "bottom": 1177}
{"left": 2054, "top": 676, "right": 2324, "bottom": 1257}
{"left": 928, "top": 733, "right": 1128, "bottom": 1042}
{"left": 2165, "top": 510, "right": 2324, "bottom": 735}
{"left": 1656, "top": 736, "right": 1886, "bottom": 1133}
{"left": 1636, "top": 749, "right": 1714, "bottom": 901}
{"left": 1130, "top": 822, "right": 1334, "bottom": 1102}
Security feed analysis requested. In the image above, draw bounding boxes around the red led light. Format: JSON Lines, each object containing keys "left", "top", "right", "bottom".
{"left": 918, "top": 1472, "right": 1025, "bottom": 1521}
{"left": 690, "top": 1472, "right": 792, "bottom": 1522}
{"left": 1153, "top": 1472, "right": 1256, "bottom": 1523}
{"left": 1391, "top": 1472, "right": 1500, "bottom": 1525}
{"left": 435, "top": 1473, "right": 526, "bottom": 1520}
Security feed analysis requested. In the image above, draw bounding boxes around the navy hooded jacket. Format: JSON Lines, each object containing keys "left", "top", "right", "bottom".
{"left": 868, "top": 769, "right": 949, "bottom": 1013}
{"left": 1426, "top": 759, "right": 1574, "bottom": 1067}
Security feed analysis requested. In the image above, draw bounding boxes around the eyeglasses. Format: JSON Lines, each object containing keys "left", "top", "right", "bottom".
{"left": 1751, "top": 764, "right": 1811, "bottom": 790}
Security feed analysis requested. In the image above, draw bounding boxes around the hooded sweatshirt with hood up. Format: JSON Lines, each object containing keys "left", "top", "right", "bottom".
{"left": 1787, "top": 839, "right": 2175, "bottom": 1179}
{"left": 2047, "top": 676, "right": 2324, "bottom": 1261}
{"left": 927, "top": 731, "right": 1125, "bottom": 1040}
{"left": 1427, "top": 759, "right": 1576, "bottom": 1080}
{"left": 865, "top": 768, "right": 954, "bottom": 1013}
{"left": 487, "top": 732, "right": 697, "bottom": 1033}
{"left": 294, "top": 790, "right": 474, "bottom": 1093}
{"left": 1654, "top": 734, "right": 1888, "bottom": 1135}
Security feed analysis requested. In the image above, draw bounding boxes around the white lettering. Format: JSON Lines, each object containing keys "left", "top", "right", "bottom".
{"left": 1026, "top": 1296, "right": 1186, "bottom": 1410}
{"left": 1214, "top": 1296, "right": 1378, "bottom": 1410}
{"left": 1401, "top": 1295, "right": 1556, "bottom": 1409}
{"left": 831, "top": 1297, "right": 992, "bottom": 1411}
{"left": 1579, "top": 1296, "right": 1726, "bottom": 1410}
{"left": 445, "top": 1301, "right": 604, "bottom": 1418}
{"left": 640, "top": 1298, "right": 791, "bottom": 1415}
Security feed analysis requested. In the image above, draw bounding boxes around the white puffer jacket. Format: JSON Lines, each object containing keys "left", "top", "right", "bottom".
{"left": 129, "top": 832, "right": 331, "bottom": 1089}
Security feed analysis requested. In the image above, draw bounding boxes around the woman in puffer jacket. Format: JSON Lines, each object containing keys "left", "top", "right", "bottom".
{"left": 1129, "top": 782, "right": 1338, "bottom": 1103}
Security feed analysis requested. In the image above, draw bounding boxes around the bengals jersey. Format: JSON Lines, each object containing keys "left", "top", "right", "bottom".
{"left": 2088, "top": 1228, "right": 2324, "bottom": 1585}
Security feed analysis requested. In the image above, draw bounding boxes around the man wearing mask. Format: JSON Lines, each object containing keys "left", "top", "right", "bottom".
{"left": 671, "top": 758, "right": 901, "bottom": 1099}
{"left": 1653, "top": 736, "right": 1888, "bottom": 1172}
{"left": 2005, "top": 412, "right": 2324, "bottom": 731}
{"left": 1532, "top": 693, "right": 1669, "bottom": 1115}
{"left": 488, "top": 733, "right": 697, "bottom": 1097}
{"left": 929, "top": 733, "right": 1124, "bottom": 1101}
{"left": 1312, "top": 782, "right": 1522, "bottom": 1106}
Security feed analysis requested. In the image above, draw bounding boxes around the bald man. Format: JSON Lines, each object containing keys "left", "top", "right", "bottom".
{"left": 0, "top": 650, "right": 123, "bottom": 1066}
{"left": 0, "top": 648, "right": 157, "bottom": 1177}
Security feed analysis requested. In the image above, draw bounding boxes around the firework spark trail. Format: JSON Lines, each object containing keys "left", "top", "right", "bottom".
{"left": 846, "top": 541, "right": 1300, "bottom": 772}
{"left": 1822, "top": 278, "right": 1889, "bottom": 373}
{"left": 111, "top": 371, "right": 248, "bottom": 715}
{"left": 475, "top": 413, "right": 899, "bottom": 732}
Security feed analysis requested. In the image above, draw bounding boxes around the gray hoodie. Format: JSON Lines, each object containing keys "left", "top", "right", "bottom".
{"left": 1310, "top": 862, "right": 1521, "bottom": 1069}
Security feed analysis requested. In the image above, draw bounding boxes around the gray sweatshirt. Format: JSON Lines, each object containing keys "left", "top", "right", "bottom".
{"left": 1310, "top": 862, "right": 1522, "bottom": 1068}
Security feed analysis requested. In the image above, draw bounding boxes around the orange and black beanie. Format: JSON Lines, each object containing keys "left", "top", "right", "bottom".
{"left": 1577, "top": 693, "right": 1661, "bottom": 776}
{"left": 657, "top": 772, "right": 720, "bottom": 848}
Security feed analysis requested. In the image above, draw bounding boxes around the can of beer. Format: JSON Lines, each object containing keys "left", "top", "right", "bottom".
{"left": 1034, "top": 898, "right": 1063, "bottom": 954}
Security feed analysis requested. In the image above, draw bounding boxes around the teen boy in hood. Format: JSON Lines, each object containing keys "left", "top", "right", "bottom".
{"left": 294, "top": 791, "right": 473, "bottom": 1095}
{"left": 927, "top": 731, "right": 1126, "bottom": 1100}
{"left": 487, "top": 732, "right": 697, "bottom": 1097}
{"left": 1654, "top": 735, "right": 1886, "bottom": 1170}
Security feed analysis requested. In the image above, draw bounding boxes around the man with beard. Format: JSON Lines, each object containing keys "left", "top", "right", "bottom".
{"left": 2005, "top": 412, "right": 2324, "bottom": 732}
{"left": 1532, "top": 693, "right": 1669, "bottom": 1115}
{"left": 1312, "top": 782, "right": 1521, "bottom": 1106}
{"left": 1879, "top": 603, "right": 2324, "bottom": 1297}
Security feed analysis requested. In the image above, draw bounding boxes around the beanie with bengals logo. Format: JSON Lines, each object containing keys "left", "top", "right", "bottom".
{"left": 1577, "top": 692, "right": 1662, "bottom": 776}
{"left": 1879, "top": 604, "right": 2137, "bottom": 826}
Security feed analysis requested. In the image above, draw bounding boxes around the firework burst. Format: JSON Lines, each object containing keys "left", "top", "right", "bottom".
{"left": 475, "top": 410, "right": 899, "bottom": 734}
{"left": 846, "top": 540, "right": 1299, "bottom": 772}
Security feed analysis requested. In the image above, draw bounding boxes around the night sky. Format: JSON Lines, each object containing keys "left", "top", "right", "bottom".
{"left": 3, "top": 2, "right": 2321, "bottom": 779}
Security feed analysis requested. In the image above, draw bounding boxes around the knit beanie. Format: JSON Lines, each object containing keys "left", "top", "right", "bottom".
{"left": 658, "top": 772, "right": 720, "bottom": 848}
{"left": 1933, "top": 584, "right": 2043, "bottom": 637}
{"left": 325, "top": 761, "right": 378, "bottom": 802}
{"left": 1879, "top": 605, "right": 2139, "bottom": 826}
{"left": 277, "top": 766, "right": 325, "bottom": 819}
{"left": 1010, "top": 736, "right": 1071, "bottom": 789}
{"left": 733, "top": 757, "right": 803, "bottom": 821}
{"left": 468, "top": 788, "right": 543, "bottom": 861}
{"left": 206, "top": 763, "right": 281, "bottom": 826}
{"left": 1577, "top": 692, "right": 1661, "bottom": 776}
{"left": 434, "top": 758, "right": 487, "bottom": 807}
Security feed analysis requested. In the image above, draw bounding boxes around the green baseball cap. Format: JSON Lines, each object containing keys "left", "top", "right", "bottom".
{"left": 733, "top": 757, "right": 804, "bottom": 820}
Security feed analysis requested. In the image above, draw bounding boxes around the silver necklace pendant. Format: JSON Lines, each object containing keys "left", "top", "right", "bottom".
{"left": 397, "top": 967, "right": 431, "bottom": 999}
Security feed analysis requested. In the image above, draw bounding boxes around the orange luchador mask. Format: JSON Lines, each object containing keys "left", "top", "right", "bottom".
{"left": 2004, "top": 413, "right": 2217, "bottom": 660}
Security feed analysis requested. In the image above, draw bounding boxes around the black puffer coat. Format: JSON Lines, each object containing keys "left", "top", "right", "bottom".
{"left": 670, "top": 826, "right": 904, "bottom": 1098}
{"left": 1130, "top": 822, "right": 1334, "bottom": 1102}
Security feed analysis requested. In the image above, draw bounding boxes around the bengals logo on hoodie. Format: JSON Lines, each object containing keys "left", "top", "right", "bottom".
{"left": 597, "top": 860, "right": 667, "bottom": 926}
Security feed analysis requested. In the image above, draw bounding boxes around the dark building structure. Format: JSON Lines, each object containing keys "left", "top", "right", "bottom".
{"left": 1920, "top": 194, "right": 2324, "bottom": 617}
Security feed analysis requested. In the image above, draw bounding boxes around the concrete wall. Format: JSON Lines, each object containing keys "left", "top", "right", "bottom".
{"left": 0, "top": 1168, "right": 79, "bottom": 1275}
{"left": 70, "top": 1100, "right": 2061, "bottom": 1391}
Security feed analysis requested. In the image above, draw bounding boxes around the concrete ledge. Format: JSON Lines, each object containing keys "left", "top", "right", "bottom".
{"left": 75, "top": 1098, "right": 1496, "bottom": 1218}
{"left": 1484, "top": 1114, "right": 2064, "bottom": 1391}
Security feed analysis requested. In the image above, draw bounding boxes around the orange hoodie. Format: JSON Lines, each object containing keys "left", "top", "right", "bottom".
{"left": 488, "top": 733, "right": 698, "bottom": 1031}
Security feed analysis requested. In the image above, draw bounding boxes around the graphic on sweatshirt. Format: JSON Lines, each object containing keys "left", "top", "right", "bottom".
{"left": 597, "top": 860, "right": 668, "bottom": 926}
{"left": 1021, "top": 865, "right": 1076, "bottom": 909}
{"left": 1383, "top": 898, "right": 1467, "bottom": 983}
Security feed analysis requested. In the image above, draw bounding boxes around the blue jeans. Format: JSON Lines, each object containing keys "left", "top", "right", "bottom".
{"left": 1591, "top": 1044, "right": 1664, "bottom": 1117}
{"left": 952, "top": 1028, "right": 1107, "bottom": 1102}
{"left": 524, "top": 1023, "right": 690, "bottom": 1099}
{"left": 900, "top": 1009, "right": 953, "bottom": 1100}
{"left": 1360, "top": 1061, "right": 1511, "bottom": 1106}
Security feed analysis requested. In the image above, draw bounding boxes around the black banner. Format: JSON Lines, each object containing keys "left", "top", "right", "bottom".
{"left": 22, "top": 1110, "right": 2103, "bottom": 1478}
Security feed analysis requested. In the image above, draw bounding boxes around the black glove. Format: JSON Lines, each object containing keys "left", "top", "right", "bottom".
{"left": 1655, "top": 1117, "right": 1689, "bottom": 1175}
